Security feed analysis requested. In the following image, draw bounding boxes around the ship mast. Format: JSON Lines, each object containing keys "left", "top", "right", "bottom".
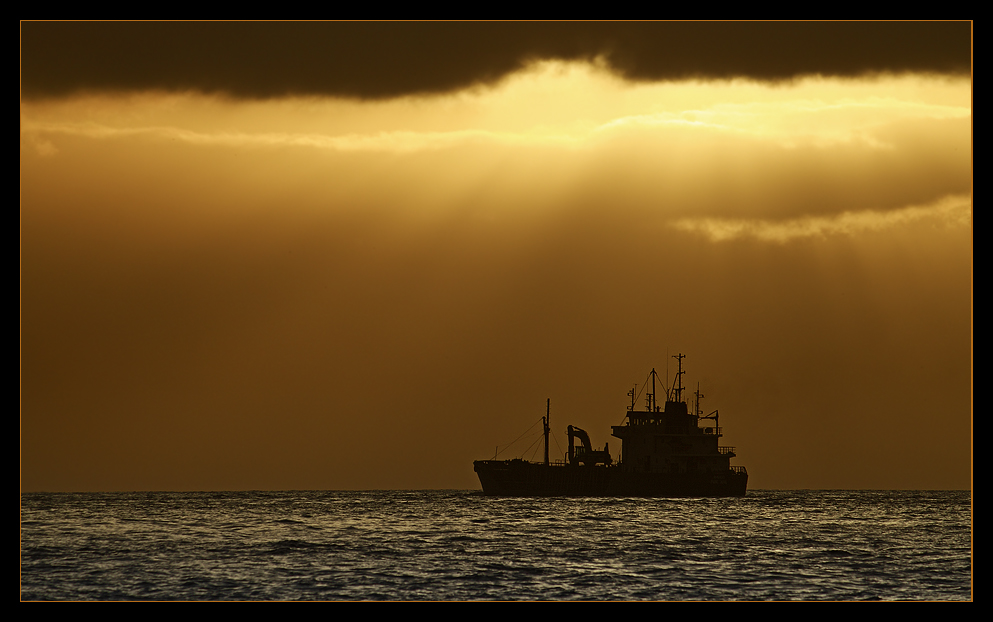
{"left": 544, "top": 398, "right": 550, "bottom": 466}
{"left": 652, "top": 368, "right": 657, "bottom": 412}
{"left": 646, "top": 368, "right": 661, "bottom": 412}
{"left": 672, "top": 353, "right": 686, "bottom": 403}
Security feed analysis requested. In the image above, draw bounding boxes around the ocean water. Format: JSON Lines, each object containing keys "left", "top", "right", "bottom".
{"left": 21, "top": 490, "right": 971, "bottom": 601}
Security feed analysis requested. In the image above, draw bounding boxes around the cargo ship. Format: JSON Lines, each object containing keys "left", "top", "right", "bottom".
{"left": 473, "top": 354, "right": 748, "bottom": 497}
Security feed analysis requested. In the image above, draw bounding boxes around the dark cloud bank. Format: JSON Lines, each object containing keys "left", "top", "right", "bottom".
{"left": 22, "top": 21, "right": 971, "bottom": 100}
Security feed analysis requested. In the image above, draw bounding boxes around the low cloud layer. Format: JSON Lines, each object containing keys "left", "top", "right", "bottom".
{"left": 21, "top": 22, "right": 972, "bottom": 99}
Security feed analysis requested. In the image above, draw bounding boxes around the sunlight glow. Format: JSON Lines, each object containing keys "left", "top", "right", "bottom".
{"left": 21, "top": 61, "right": 971, "bottom": 238}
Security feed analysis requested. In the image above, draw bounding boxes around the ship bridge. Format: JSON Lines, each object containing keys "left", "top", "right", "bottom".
{"left": 612, "top": 357, "right": 736, "bottom": 475}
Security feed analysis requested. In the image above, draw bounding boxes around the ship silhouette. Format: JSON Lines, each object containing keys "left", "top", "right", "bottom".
{"left": 474, "top": 354, "right": 748, "bottom": 496}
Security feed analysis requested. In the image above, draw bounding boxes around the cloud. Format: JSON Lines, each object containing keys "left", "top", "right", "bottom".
{"left": 671, "top": 193, "right": 972, "bottom": 242}
{"left": 20, "top": 121, "right": 579, "bottom": 154}
{"left": 21, "top": 22, "right": 971, "bottom": 100}
{"left": 21, "top": 70, "right": 971, "bottom": 229}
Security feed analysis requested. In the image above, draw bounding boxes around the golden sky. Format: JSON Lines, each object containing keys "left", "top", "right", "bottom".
{"left": 21, "top": 23, "right": 972, "bottom": 491}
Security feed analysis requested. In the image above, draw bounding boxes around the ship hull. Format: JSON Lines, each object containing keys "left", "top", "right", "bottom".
{"left": 474, "top": 460, "right": 747, "bottom": 497}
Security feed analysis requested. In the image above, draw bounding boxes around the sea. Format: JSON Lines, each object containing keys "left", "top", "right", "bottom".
{"left": 21, "top": 489, "right": 971, "bottom": 601}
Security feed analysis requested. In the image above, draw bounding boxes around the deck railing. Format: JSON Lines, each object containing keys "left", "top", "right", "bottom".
{"left": 718, "top": 446, "right": 735, "bottom": 455}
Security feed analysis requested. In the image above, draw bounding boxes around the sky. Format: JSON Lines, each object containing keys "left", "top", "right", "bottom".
{"left": 21, "top": 22, "right": 972, "bottom": 491}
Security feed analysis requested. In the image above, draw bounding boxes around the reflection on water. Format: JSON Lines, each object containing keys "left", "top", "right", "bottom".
{"left": 21, "top": 490, "right": 971, "bottom": 601}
